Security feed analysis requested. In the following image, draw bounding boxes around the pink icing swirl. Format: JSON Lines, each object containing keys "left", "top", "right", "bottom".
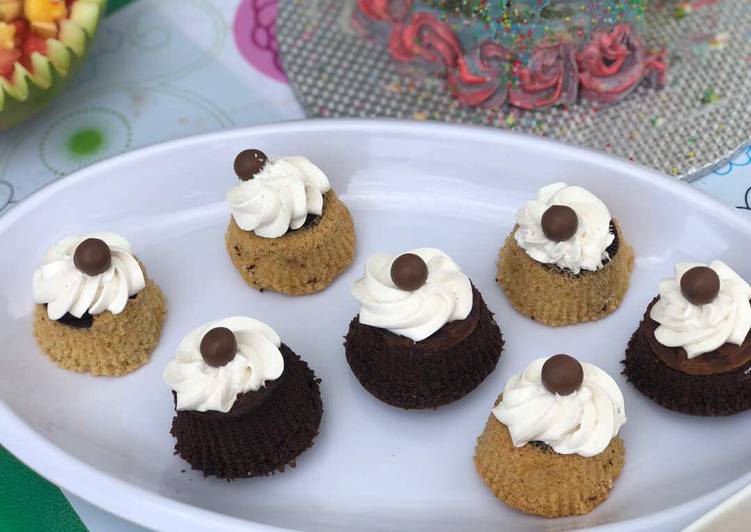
{"left": 509, "top": 40, "right": 578, "bottom": 110}
{"left": 385, "top": 11, "right": 511, "bottom": 108}
{"left": 390, "top": 12, "right": 461, "bottom": 64}
{"left": 356, "top": 1, "right": 667, "bottom": 109}
{"left": 357, "top": 0, "right": 413, "bottom": 22}
{"left": 577, "top": 24, "right": 666, "bottom": 104}
{"left": 449, "top": 43, "right": 513, "bottom": 108}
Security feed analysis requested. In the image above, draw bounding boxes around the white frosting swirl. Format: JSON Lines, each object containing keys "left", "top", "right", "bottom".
{"left": 163, "top": 317, "right": 285, "bottom": 413}
{"left": 351, "top": 248, "right": 472, "bottom": 342}
{"left": 227, "top": 155, "right": 331, "bottom": 238}
{"left": 514, "top": 182, "right": 615, "bottom": 274}
{"left": 650, "top": 261, "right": 751, "bottom": 358}
{"left": 492, "top": 357, "right": 626, "bottom": 458}
{"left": 32, "top": 232, "right": 145, "bottom": 320}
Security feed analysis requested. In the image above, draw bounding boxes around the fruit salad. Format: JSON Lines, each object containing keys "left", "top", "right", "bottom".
{"left": 0, "top": 0, "right": 103, "bottom": 130}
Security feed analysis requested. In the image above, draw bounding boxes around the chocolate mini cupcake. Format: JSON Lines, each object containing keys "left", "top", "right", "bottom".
{"left": 32, "top": 232, "right": 166, "bottom": 376}
{"left": 497, "top": 183, "right": 634, "bottom": 326}
{"left": 164, "top": 317, "right": 323, "bottom": 479}
{"left": 345, "top": 248, "right": 503, "bottom": 409}
{"left": 623, "top": 261, "right": 751, "bottom": 416}
{"left": 225, "top": 150, "right": 356, "bottom": 296}
{"left": 475, "top": 355, "right": 626, "bottom": 518}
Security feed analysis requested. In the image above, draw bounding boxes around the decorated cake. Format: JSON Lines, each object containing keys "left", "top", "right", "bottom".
{"left": 32, "top": 232, "right": 167, "bottom": 376}
{"left": 623, "top": 261, "right": 751, "bottom": 416}
{"left": 355, "top": 0, "right": 667, "bottom": 109}
{"left": 497, "top": 183, "right": 634, "bottom": 326}
{"left": 475, "top": 354, "right": 626, "bottom": 517}
{"left": 164, "top": 316, "right": 323, "bottom": 479}
{"left": 225, "top": 149, "right": 356, "bottom": 296}
{"left": 345, "top": 248, "right": 504, "bottom": 409}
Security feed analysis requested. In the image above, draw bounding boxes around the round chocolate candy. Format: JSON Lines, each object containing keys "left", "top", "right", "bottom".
{"left": 200, "top": 327, "right": 238, "bottom": 367}
{"left": 390, "top": 253, "right": 429, "bottom": 291}
{"left": 541, "top": 205, "right": 579, "bottom": 242}
{"left": 73, "top": 238, "right": 112, "bottom": 276}
{"left": 234, "top": 149, "right": 268, "bottom": 181}
{"left": 541, "top": 354, "right": 584, "bottom": 396}
{"left": 680, "top": 266, "right": 720, "bottom": 306}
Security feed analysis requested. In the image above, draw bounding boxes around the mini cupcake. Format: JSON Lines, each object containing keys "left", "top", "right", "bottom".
{"left": 164, "top": 317, "right": 323, "bottom": 479}
{"left": 497, "top": 183, "right": 634, "bottom": 326}
{"left": 225, "top": 149, "right": 356, "bottom": 296}
{"left": 475, "top": 355, "right": 626, "bottom": 518}
{"left": 345, "top": 248, "right": 503, "bottom": 409}
{"left": 32, "top": 232, "right": 166, "bottom": 376}
{"left": 623, "top": 261, "right": 751, "bottom": 416}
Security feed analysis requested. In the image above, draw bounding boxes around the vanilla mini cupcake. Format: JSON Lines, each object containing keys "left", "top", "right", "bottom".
{"left": 623, "top": 261, "right": 751, "bottom": 416}
{"left": 225, "top": 149, "right": 356, "bottom": 295}
{"left": 475, "top": 355, "right": 626, "bottom": 518}
{"left": 32, "top": 232, "right": 166, "bottom": 376}
{"left": 345, "top": 248, "right": 503, "bottom": 409}
{"left": 497, "top": 183, "right": 634, "bottom": 326}
{"left": 164, "top": 317, "right": 323, "bottom": 479}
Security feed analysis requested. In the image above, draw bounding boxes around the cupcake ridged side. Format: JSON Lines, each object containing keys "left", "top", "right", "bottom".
{"left": 497, "top": 220, "right": 634, "bottom": 326}
{"left": 170, "top": 345, "right": 323, "bottom": 479}
{"left": 344, "top": 287, "right": 503, "bottom": 409}
{"left": 225, "top": 190, "right": 356, "bottom": 296}
{"left": 474, "top": 398, "right": 625, "bottom": 518}
{"left": 32, "top": 275, "right": 166, "bottom": 376}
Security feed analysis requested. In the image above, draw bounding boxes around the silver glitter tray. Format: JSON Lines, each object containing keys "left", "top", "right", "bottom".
{"left": 277, "top": 0, "right": 751, "bottom": 180}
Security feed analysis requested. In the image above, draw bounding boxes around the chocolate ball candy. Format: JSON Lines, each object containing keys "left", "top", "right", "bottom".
{"left": 200, "top": 327, "right": 238, "bottom": 367}
{"left": 680, "top": 266, "right": 720, "bottom": 306}
{"left": 391, "top": 253, "right": 429, "bottom": 291}
{"left": 541, "top": 354, "right": 584, "bottom": 396}
{"left": 234, "top": 149, "right": 268, "bottom": 181}
{"left": 541, "top": 205, "right": 579, "bottom": 242}
{"left": 73, "top": 238, "right": 112, "bottom": 276}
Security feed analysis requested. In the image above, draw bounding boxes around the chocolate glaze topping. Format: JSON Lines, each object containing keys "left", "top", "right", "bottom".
{"left": 644, "top": 298, "right": 751, "bottom": 375}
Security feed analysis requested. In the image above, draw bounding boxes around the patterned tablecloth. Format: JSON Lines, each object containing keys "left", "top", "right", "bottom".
{"left": 0, "top": 0, "right": 751, "bottom": 216}
{"left": 0, "top": 0, "right": 750, "bottom": 214}
{"left": 0, "top": 0, "right": 750, "bottom": 530}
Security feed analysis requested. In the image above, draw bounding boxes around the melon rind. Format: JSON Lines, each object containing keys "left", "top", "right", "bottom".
{"left": 0, "top": 0, "right": 105, "bottom": 131}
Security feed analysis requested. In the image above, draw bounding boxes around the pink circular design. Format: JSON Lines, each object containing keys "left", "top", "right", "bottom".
{"left": 234, "top": 0, "right": 287, "bottom": 83}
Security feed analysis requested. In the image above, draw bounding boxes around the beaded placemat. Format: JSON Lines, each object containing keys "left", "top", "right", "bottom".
{"left": 277, "top": 0, "right": 751, "bottom": 180}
